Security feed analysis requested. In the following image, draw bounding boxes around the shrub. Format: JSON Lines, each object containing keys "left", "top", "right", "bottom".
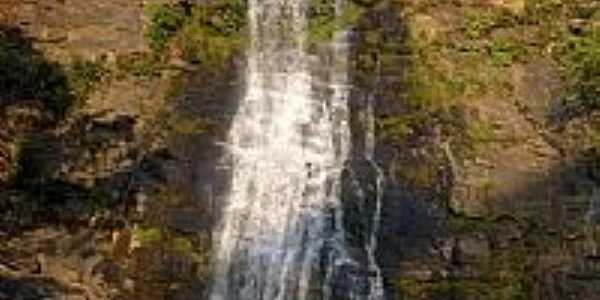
{"left": 488, "top": 38, "right": 524, "bottom": 66}
{"left": 307, "top": 0, "right": 365, "bottom": 45}
{"left": 563, "top": 29, "right": 600, "bottom": 108}
{"left": 0, "top": 29, "right": 73, "bottom": 117}
{"left": 134, "top": 226, "right": 163, "bottom": 246}
{"left": 463, "top": 11, "right": 497, "bottom": 39}
{"left": 144, "top": 4, "right": 185, "bottom": 53}
{"left": 173, "top": 1, "right": 247, "bottom": 69}
{"left": 68, "top": 59, "right": 104, "bottom": 102}
{"left": 553, "top": 19, "right": 600, "bottom": 116}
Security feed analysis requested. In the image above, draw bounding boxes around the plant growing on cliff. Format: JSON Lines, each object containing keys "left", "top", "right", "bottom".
{"left": 142, "top": 1, "right": 248, "bottom": 70}
{"left": 464, "top": 11, "right": 497, "bottom": 39}
{"left": 561, "top": 28, "right": 600, "bottom": 109}
{"left": 68, "top": 59, "right": 104, "bottom": 102}
{"left": 133, "top": 226, "right": 163, "bottom": 246}
{"left": 307, "top": 0, "right": 365, "bottom": 45}
{"left": 145, "top": 4, "right": 185, "bottom": 53}
{"left": 0, "top": 30, "right": 73, "bottom": 117}
{"left": 173, "top": 0, "right": 247, "bottom": 69}
{"left": 488, "top": 38, "right": 524, "bottom": 66}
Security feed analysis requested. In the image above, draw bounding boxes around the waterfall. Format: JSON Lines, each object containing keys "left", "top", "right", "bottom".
{"left": 210, "top": 1, "right": 384, "bottom": 299}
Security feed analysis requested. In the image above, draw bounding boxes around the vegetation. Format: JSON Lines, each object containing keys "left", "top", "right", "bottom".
{"left": 133, "top": 226, "right": 163, "bottom": 245}
{"left": 307, "top": 0, "right": 365, "bottom": 45}
{"left": 2, "top": 0, "right": 600, "bottom": 299}
{"left": 68, "top": 59, "right": 105, "bottom": 102}
{"left": 115, "top": 52, "right": 162, "bottom": 78}
{"left": 167, "top": 116, "right": 212, "bottom": 136}
{"left": 0, "top": 29, "right": 105, "bottom": 119}
{"left": 488, "top": 37, "right": 525, "bottom": 66}
{"left": 174, "top": 2, "right": 246, "bottom": 69}
{"left": 395, "top": 214, "right": 535, "bottom": 300}
{"left": 144, "top": 0, "right": 247, "bottom": 70}
{"left": 463, "top": 118, "right": 497, "bottom": 154}
{"left": 0, "top": 29, "right": 73, "bottom": 117}
{"left": 463, "top": 10, "right": 498, "bottom": 40}
{"left": 144, "top": 4, "right": 185, "bottom": 53}
{"left": 558, "top": 27, "right": 600, "bottom": 112}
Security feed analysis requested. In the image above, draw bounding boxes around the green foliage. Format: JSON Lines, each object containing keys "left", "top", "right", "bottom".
{"left": 142, "top": 1, "right": 248, "bottom": 71}
{"left": 168, "top": 116, "right": 212, "bottom": 135}
{"left": 405, "top": 62, "right": 465, "bottom": 110}
{"left": 134, "top": 227, "right": 163, "bottom": 245}
{"left": 378, "top": 114, "right": 427, "bottom": 143}
{"left": 465, "top": 119, "right": 496, "bottom": 148}
{"left": 307, "top": 0, "right": 336, "bottom": 43}
{"left": 144, "top": 4, "right": 185, "bottom": 53}
{"left": 462, "top": 8, "right": 519, "bottom": 40}
{"left": 0, "top": 30, "right": 73, "bottom": 117}
{"left": 171, "top": 237, "right": 194, "bottom": 254}
{"left": 68, "top": 59, "right": 104, "bottom": 101}
{"left": 561, "top": 29, "right": 600, "bottom": 109}
{"left": 203, "top": 0, "right": 247, "bottom": 36}
{"left": 394, "top": 230, "right": 533, "bottom": 299}
{"left": 488, "top": 38, "right": 524, "bottom": 66}
{"left": 0, "top": 31, "right": 103, "bottom": 116}
{"left": 176, "top": 21, "right": 244, "bottom": 68}
{"left": 524, "top": 0, "right": 565, "bottom": 24}
{"left": 464, "top": 11, "right": 497, "bottom": 39}
{"left": 116, "top": 53, "right": 161, "bottom": 78}
{"left": 173, "top": 0, "right": 247, "bottom": 69}
{"left": 307, "top": 0, "right": 365, "bottom": 44}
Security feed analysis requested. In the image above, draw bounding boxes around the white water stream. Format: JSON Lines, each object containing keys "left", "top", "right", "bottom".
{"left": 210, "top": 1, "right": 384, "bottom": 299}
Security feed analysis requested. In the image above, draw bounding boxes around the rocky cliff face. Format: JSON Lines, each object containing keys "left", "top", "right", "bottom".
{"left": 1, "top": 0, "right": 599, "bottom": 300}
{"left": 357, "top": 1, "right": 600, "bottom": 299}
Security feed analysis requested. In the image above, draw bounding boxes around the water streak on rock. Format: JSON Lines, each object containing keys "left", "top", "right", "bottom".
{"left": 210, "top": 1, "right": 384, "bottom": 299}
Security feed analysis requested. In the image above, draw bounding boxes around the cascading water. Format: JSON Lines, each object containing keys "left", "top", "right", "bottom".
{"left": 210, "top": 1, "right": 384, "bottom": 299}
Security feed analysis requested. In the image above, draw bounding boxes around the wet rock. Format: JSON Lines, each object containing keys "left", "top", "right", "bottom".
{"left": 434, "top": 238, "right": 457, "bottom": 262}
{"left": 123, "top": 278, "right": 135, "bottom": 293}
{"left": 165, "top": 208, "right": 211, "bottom": 234}
{"left": 170, "top": 280, "right": 207, "bottom": 300}
{"left": 404, "top": 268, "right": 435, "bottom": 282}
{"left": 449, "top": 188, "right": 490, "bottom": 218}
{"left": 456, "top": 236, "right": 491, "bottom": 263}
{"left": 488, "top": 218, "right": 523, "bottom": 250}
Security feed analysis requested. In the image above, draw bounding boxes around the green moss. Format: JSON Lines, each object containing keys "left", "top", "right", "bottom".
{"left": 524, "top": 0, "right": 565, "bottom": 25}
{"left": 307, "top": 0, "right": 365, "bottom": 45}
{"left": 144, "top": 4, "right": 186, "bottom": 53}
{"left": 441, "top": 215, "right": 536, "bottom": 299}
{"left": 176, "top": 23, "right": 244, "bottom": 68}
{"left": 447, "top": 215, "right": 493, "bottom": 234}
{"left": 464, "top": 118, "right": 497, "bottom": 154}
{"left": 168, "top": 116, "right": 212, "bottom": 135}
{"left": 134, "top": 227, "right": 163, "bottom": 245}
{"left": 559, "top": 28, "right": 600, "bottom": 109}
{"left": 461, "top": 7, "right": 520, "bottom": 40}
{"left": 143, "top": 1, "right": 247, "bottom": 70}
{"left": 174, "top": 1, "right": 247, "bottom": 69}
{"left": 488, "top": 37, "right": 525, "bottom": 66}
{"left": 408, "top": 67, "right": 465, "bottom": 110}
{"left": 378, "top": 114, "right": 428, "bottom": 143}
{"left": 171, "top": 237, "right": 194, "bottom": 254}
{"left": 463, "top": 10, "right": 498, "bottom": 39}
{"left": 116, "top": 53, "right": 162, "bottom": 78}
{"left": 0, "top": 41, "right": 101, "bottom": 116}
{"left": 68, "top": 59, "right": 105, "bottom": 102}
{"left": 0, "top": 30, "right": 74, "bottom": 117}
{"left": 394, "top": 237, "right": 533, "bottom": 299}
